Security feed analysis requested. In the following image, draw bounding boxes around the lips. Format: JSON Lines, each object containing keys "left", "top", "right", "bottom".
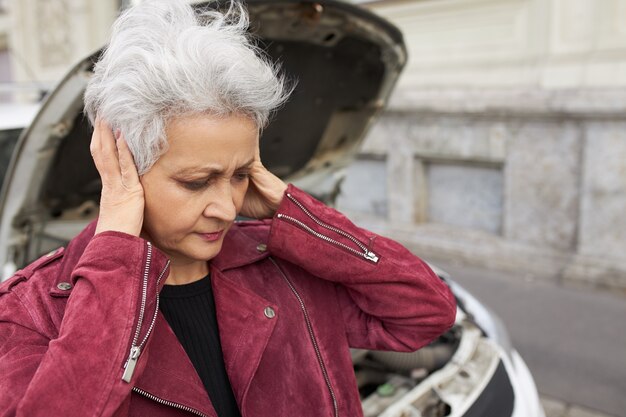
{"left": 196, "top": 230, "right": 224, "bottom": 242}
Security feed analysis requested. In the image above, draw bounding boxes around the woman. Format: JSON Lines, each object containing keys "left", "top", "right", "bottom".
{"left": 0, "top": 1, "right": 456, "bottom": 416}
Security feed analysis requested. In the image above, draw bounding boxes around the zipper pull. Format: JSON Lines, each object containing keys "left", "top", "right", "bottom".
{"left": 364, "top": 251, "right": 379, "bottom": 263}
{"left": 122, "top": 346, "right": 142, "bottom": 383}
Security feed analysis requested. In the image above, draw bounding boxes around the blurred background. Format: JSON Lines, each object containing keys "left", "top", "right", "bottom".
{"left": 0, "top": 1, "right": 624, "bottom": 416}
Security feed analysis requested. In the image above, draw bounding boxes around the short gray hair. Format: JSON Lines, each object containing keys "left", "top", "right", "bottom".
{"left": 84, "top": 0, "right": 291, "bottom": 175}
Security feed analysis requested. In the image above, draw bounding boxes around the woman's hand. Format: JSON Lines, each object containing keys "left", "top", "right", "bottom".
{"left": 240, "top": 147, "right": 287, "bottom": 219}
{"left": 90, "top": 118, "right": 144, "bottom": 236}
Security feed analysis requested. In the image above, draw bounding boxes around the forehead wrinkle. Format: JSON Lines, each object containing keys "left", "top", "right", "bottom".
{"left": 173, "top": 157, "right": 255, "bottom": 177}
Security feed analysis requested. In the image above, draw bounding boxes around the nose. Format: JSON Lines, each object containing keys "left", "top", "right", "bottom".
{"left": 202, "top": 179, "right": 237, "bottom": 222}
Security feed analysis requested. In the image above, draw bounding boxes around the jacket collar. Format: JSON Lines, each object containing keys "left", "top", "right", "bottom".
{"left": 210, "top": 221, "right": 271, "bottom": 271}
{"left": 53, "top": 220, "right": 270, "bottom": 290}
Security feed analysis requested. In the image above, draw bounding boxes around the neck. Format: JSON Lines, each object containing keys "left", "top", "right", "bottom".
{"left": 165, "top": 258, "right": 209, "bottom": 285}
{"left": 140, "top": 229, "right": 209, "bottom": 285}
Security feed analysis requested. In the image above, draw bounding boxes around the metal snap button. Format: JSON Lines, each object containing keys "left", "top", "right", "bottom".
{"left": 264, "top": 306, "right": 276, "bottom": 319}
{"left": 57, "top": 282, "right": 72, "bottom": 291}
{"left": 256, "top": 243, "right": 267, "bottom": 252}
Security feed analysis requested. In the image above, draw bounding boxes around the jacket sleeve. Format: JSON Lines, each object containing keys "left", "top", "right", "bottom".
{"left": 0, "top": 232, "right": 169, "bottom": 417}
{"left": 267, "top": 184, "right": 457, "bottom": 352}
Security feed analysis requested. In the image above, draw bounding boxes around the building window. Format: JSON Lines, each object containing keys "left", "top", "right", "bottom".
{"left": 426, "top": 161, "right": 503, "bottom": 235}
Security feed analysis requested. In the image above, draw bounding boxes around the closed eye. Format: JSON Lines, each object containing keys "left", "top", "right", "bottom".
{"left": 178, "top": 171, "right": 248, "bottom": 191}
{"left": 180, "top": 179, "right": 210, "bottom": 191}
{"left": 174, "top": 160, "right": 254, "bottom": 191}
{"left": 233, "top": 170, "right": 250, "bottom": 182}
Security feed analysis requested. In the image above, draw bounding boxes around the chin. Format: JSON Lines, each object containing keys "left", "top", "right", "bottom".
{"left": 190, "top": 243, "right": 224, "bottom": 262}
{"left": 156, "top": 233, "right": 226, "bottom": 263}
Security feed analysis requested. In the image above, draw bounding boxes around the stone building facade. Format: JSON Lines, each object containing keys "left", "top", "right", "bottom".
{"left": 338, "top": 0, "right": 626, "bottom": 291}
{"left": 2, "top": 0, "right": 118, "bottom": 102}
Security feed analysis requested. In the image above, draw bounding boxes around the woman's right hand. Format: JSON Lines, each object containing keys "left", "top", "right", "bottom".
{"left": 90, "top": 118, "right": 144, "bottom": 236}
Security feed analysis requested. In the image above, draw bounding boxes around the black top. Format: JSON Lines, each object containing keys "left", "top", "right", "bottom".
{"left": 159, "top": 274, "right": 241, "bottom": 417}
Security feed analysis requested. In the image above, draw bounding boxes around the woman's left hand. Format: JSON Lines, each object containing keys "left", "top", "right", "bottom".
{"left": 240, "top": 148, "right": 288, "bottom": 219}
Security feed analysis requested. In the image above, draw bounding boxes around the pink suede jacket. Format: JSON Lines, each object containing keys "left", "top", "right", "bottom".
{"left": 0, "top": 185, "right": 456, "bottom": 417}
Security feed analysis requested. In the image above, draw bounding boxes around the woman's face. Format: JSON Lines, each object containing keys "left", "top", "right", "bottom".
{"left": 140, "top": 113, "right": 258, "bottom": 268}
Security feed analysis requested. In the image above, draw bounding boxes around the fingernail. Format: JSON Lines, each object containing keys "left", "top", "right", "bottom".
{"left": 114, "top": 129, "right": 121, "bottom": 140}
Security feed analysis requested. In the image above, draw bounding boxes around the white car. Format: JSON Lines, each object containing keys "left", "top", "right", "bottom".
{"left": 0, "top": 1, "right": 545, "bottom": 416}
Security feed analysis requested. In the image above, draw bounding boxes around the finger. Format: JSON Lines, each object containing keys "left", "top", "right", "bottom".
{"left": 99, "top": 120, "right": 120, "bottom": 172}
{"left": 89, "top": 117, "right": 102, "bottom": 161}
{"left": 246, "top": 162, "right": 287, "bottom": 209}
{"left": 90, "top": 118, "right": 107, "bottom": 175}
{"left": 254, "top": 143, "right": 262, "bottom": 162}
{"left": 249, "top": 161, "right": 279, "bottom": 185}
{"left": 91, "top": 119, "right": 121, "bottom": 185}
{"left": 116, "top": 133, "right": 140, "bottom": 189}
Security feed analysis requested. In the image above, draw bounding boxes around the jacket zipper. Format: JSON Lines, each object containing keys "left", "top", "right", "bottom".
{"left": 127, "top": 249, "right": 206, "bottom": 417}
{"left": 277, "top": 193, "right": 379, "bottom": 263}
{"left": 122, "top": 242, "right": 170, "bottom": 382}
{"left": 132, "top": 387, "right": 208, "bottom": 417}
{"left": 269, "top": 257, "right": 339, "bottom": 417}
{"left": 122, "top": 248, "right": 202, "bottom": 416}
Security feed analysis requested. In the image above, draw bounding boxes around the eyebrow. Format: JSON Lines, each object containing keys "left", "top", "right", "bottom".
{"left": 173, "top": 157, "right": 255, "bottom": 177}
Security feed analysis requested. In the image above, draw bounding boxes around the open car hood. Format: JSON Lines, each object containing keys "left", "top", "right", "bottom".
{"left": 0, "top": 0, "right": 406, "bottom": 270}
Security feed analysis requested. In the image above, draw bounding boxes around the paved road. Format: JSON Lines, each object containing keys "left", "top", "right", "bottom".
{"left": 433, "top": 261, "right": 626, "bottom": 417}
{"left": 541, "top": 395, "right": 618, "bottom": 417}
